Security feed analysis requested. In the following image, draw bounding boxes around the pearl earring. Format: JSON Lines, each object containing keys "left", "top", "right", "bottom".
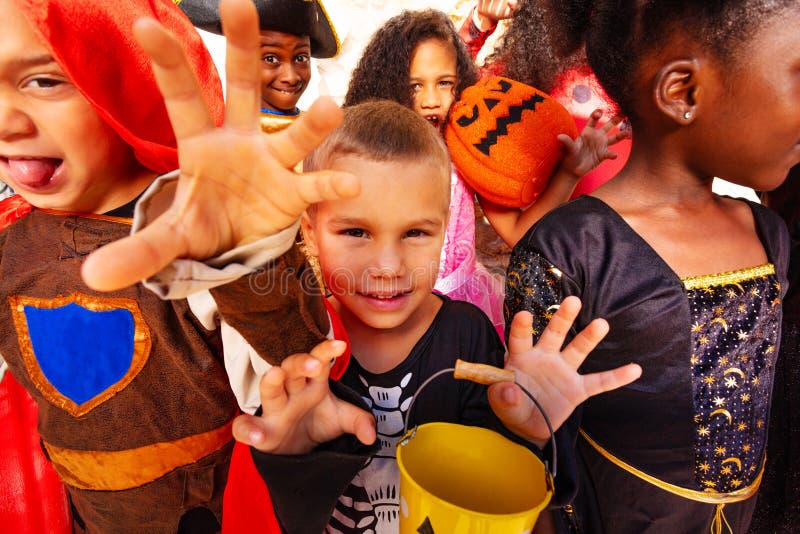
{"left": 683, "top": 111, "right": 692, "bottom": 120}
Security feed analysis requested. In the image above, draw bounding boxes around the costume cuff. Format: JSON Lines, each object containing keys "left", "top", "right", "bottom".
{"left": 132, "top": 171, "right": 300, "bottom": 299}
{"left": 250, "top": 381, "right": 379, "bottom": 533}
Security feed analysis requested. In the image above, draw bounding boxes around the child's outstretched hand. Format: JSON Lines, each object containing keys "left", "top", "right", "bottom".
{"left": 489, "top": 297, "right": 641, "bottom": 446}
{"left": 557, "top": 110, "right": 631, "bottom": 178}
{"left": 474, "top": 0, "right": 518, "bottom": 30}
{"left": 82, "top": 0, "right": 359, "bottom": 292}
{"left": 232, "top": 339, "right": 376, "bottom": 455}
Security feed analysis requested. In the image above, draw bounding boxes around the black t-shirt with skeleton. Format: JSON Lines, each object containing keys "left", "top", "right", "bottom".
{"left": 325, "top": 295, "right": 505, "bottom": 534}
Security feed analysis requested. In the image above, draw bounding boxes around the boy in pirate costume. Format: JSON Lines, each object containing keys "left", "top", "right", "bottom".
{"left": 0, "top": 0, "right": 356, "bottom": 531}
{"left": 179, "top": 0, "right": 339, "bottom": 133}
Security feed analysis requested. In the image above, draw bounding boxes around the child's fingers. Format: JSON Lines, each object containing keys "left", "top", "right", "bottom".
{"left": 606, "top": 130, "right": 632, "bottom": 145}
{"left": 580, "top": 363, "right": 642, "bottom": 400}
{"left": 337, "top": 403, "right": 377, "bottom": 446}
{"left": 232, "top": 413, "right": 268, "bottom": 448}
{"left": 284, "top": 170, "right": 360, "bottom": 216}
{"left": 487, "top": 382, "right": 527, "bottom": 426}
{"left": 306, "top": 339, "right": 348, "bottom": 382}
{"left": 280, "top": 353, "right": 322, "bottom": 396}
{"left": 219, "top": 0, "right": 260, "bottom": 132}
{"left": 535, "top": 296, "right": 582, "bottom": 354}
{"left": 557, "top": 133, "right": 578, "bottom": 154}
{"left": 561, "top": 318, "right": 609, "bottom": 369}
{"left": 133, "top": 19, "right": 214, "bottom": 141}
{"left": 81, "top": 212, "right": 189, "bottom": 291}
{"left": 507, "top": 311, "right": 535, "bottom": 355}
{"left": 258, "top": 367, "right": 289, "bottom": 413}
{"left": 583, "top": 109, "right": 603, "bottom": 130}
{"left": 280, "top": 339, "right": 346, "bottom": 395}
{"left": 267, "top": 97, "right": 344, "bottom": 169}
{"left": 600, "top": 114, "right": 624, "bottom": 133}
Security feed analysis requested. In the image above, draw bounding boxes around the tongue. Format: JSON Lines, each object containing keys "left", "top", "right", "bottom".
{"left": 7, "top": 158, "right": 59, "bottom": 188}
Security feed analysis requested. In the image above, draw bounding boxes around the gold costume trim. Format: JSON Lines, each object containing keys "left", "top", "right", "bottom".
{"left": 260, "top": 113, "right": 299, "bottom": 134}
{"left": 9, "top": 293, "right": 152, "bottom": 417}
{"left": 44, "top": 420, "right": 234, "bottom": 491}
{"left": 36, "top": 208, "right": 133, "bottom": 225}
{"left": 579, "top": 429, "right": 763, "bottom": 504}
{"left": 682, "top": 264, "right": 775, "bottom": 290}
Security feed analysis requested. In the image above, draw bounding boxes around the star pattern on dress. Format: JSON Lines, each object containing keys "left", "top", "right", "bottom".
{"left": 687, "top": 267, "right": 780, "bottom": 494}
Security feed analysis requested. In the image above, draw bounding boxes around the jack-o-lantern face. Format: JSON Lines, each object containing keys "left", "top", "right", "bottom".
{"left": 445, "top": 76, "right": 577, "bottom": 208}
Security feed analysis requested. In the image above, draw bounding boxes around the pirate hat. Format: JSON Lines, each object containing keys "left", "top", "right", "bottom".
{"left": 178, "top": 0, "right": 340, "bottom": 58}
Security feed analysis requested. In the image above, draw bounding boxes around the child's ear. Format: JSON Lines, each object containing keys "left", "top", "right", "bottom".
{"left": 653, "top": 58, "right": 700, "bottom": 125}
{"left": 300, "top": 211, "right": 319, "bottom": 257}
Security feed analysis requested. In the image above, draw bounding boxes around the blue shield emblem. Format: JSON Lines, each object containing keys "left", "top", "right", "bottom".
{"left": 10, "top": 293, "right": 151, "bottom": 416}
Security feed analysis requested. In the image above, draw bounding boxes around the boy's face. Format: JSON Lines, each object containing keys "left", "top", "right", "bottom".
{"left": 259, "top": 30, "right": 311, "bottom": 113}
{"left": 302, "top": 156, "right": 449, "bottom": 334}
{"left": 0, "top": 0, "right": 151, "bottom": 213}
{"left": 409, "top": 38, "right": 457, "bottom": 133}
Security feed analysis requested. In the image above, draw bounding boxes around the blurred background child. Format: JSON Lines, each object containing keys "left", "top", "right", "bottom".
{"left": 179, "top": 0, "right": 339, "bottom": 133}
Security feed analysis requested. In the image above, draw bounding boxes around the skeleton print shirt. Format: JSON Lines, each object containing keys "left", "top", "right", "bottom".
{"left": 325, "top": 295, "right": 505, "bottom": 534}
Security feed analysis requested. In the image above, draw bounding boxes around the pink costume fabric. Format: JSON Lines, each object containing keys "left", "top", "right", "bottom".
{"left": 435, "top": 169, "right": 505, "bottom": 339}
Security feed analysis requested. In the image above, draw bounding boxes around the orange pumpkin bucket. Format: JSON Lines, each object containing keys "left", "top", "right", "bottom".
{"left": 396, "top": 361, "right": 557, "bottom": 533}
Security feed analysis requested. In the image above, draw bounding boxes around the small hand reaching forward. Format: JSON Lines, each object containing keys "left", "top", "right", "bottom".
{"left": 489, "top": 297, "right": 642, "bottom": 446}
{"left": 558, "top": 110, "right": 631, "bottom": 179}
{"left": 232, "top": 339, "right": 376, "bottom": 455}
{"left": 82, "top": 0, "right": 359, "bottom": 292}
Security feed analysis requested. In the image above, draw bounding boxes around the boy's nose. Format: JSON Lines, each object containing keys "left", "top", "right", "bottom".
{"left": 370, "top": 244, "right": 406, "bottom": 277}
{"left": 278, "top": 64, "right": 301, "bottom": 85}
{"left": 0, "top": 100, "right": 35, "bottom": 139}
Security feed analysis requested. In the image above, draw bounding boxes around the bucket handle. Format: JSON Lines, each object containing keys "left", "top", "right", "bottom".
{"left": 401, "top": 359, "right": 557, "bottom": 480}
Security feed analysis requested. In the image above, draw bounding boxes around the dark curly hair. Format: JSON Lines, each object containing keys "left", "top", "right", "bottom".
{"left": 343, "top": 9, "right": 478, "bottom": 108}
{"left": 484, "top": 0, "right": 589, "bottom": 94}
{"left": 493, "top": 0, "right": 797, "bottom": 121}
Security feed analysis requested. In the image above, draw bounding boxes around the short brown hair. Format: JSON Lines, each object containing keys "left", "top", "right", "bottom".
{"left": 304, "top": 100, "right": 452, "bottom": 211}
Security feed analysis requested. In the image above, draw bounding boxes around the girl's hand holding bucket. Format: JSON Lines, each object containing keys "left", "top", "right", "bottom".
{"left": 489, "top": 296, "right": 642, "bottom": 446}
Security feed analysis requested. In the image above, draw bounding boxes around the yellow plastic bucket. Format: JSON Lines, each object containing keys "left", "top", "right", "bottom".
{"left": 396, "top": 422, "right": 553, "bottom": 534}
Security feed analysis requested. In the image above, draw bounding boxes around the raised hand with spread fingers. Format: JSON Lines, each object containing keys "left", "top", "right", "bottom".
{"left": 489, "top": 297, "right": 642, "bottom": 446}
{"left": 81, "top": 0, "right": 359, "bottom": 292}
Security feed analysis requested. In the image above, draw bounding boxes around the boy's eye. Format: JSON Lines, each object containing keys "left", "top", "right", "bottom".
{"left": 341, "top": 228, "right": 367, "bottom": 238}
{"left": 295, "top": 54, "right": 310, "bottom": 63}
{"left": 24, "top": 77, "right": 64, "bottom": 89}
{"left": 404, "top": 229, "right": 429, "bottom": 238}
{"left": 262, "top": 55, "right": 279, "bottom": 64}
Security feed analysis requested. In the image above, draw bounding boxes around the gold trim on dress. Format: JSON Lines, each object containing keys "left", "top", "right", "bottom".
{"left": 682, "top": 264, "right": 775, "bottom": 291}
{"left": 9, "top": 293, "right": 152, "bottom": 417}
{"left": 43, "top": 420, "right": 234, "bottom": 491}
{"left": 579, "top": 429, "right": 763, "bottom": 504}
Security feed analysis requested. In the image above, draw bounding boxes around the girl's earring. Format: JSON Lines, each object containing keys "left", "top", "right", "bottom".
{"left": 683, "top": 111, "right": 692, "bottom": 120}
